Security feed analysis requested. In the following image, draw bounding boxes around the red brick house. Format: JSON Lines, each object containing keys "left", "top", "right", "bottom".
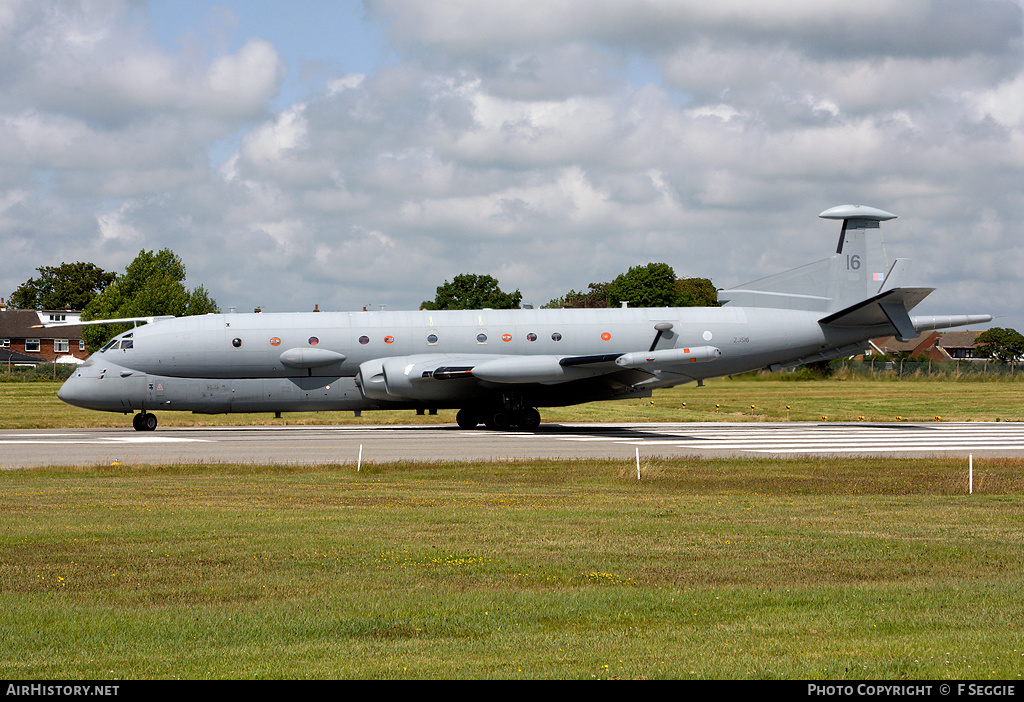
{"left": 871, "top": 330, "right": 986, "bottom": 362}
{"left": 0, "top": 300, "right": 89, "bottom": 365}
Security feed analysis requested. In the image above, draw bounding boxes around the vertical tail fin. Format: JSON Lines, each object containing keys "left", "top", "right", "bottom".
{"left": 718, "top": 205, "right": 901, "bottom": 313}
{"left": 822, "top": 204, "right": 898, "bottom": 312}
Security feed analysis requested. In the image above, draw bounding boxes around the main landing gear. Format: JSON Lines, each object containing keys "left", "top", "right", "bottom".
{"left": 132, "top": 411, "right": 157, "bottom": 432}
{"left": 456, "top": 406, "right": 541, "bottom": 431}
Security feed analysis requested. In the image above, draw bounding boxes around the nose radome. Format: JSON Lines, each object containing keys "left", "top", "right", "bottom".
{"left": 57, "top": 373, "right": 84, "bottom": 407}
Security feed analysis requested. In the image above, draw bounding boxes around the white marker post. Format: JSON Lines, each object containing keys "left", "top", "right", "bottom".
{"left": 636, "top": 447, "right": 641, "bottom": 481}
{"left": 358, "top": 444, "right": 363, "bottom": 472}
{"left": 969, "top": 454, "right": 973, "bottom": 494}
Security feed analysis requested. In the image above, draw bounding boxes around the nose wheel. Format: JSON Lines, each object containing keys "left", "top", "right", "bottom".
{"left": 132, "top": 412, "right": 158, "bottom": 431}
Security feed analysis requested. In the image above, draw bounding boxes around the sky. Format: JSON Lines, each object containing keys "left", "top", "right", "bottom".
{"left": 1, "top": 0, "right": 1022, "bottom": 332}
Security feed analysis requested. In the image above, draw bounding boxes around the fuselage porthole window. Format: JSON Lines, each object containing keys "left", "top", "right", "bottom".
{"left": 358, "top": 335, "right": 369, "bottom": 345}
{"left": 551, "top": 332, "right": 562, "bottom": 341}
{"left": 477, "top": 333, "right": 487, "bottom": 344}
{"left": 427, "top": 333, "right": 439, "bottom": 345}
{"left": 527, "top": 333, "right": 537, "bottom": 342}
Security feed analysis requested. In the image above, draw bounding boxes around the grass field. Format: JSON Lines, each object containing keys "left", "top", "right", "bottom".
{"left": 1, "top": 378, "right": 1022, "bottom": 679}
{"left": 3, "top": 375, "right": 1024, "bottom": 429}
{"left": 1, "top": 458, "right": 1022, "bottom": 679}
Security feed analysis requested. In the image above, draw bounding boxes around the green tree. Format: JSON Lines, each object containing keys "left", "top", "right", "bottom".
{"left": 420, "top": 273, "right": 522, "bottom": 310}
{"left": 674, "top": 276, "right": 720, "bottom": 307}
{"left": 81, "top": 249, "right": 219, "bottom": 350}
{"left": 606, "top": 262, "right": 680, "bottom": 307}
{"left": 9, "top": 262, "right": 116, "bottom": 310}
{"left": 974, "top": 327, "right": 1024, "bottom": 364}
{"left": 545, "top": 262, "right": 719, "bottom": 308}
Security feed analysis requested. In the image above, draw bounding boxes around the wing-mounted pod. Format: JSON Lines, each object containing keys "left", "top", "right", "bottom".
{"left": 614, "top": 345, "right": 721, "bottom": 368}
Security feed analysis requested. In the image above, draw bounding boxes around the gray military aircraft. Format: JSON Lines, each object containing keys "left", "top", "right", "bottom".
{"left": 56, "top": 205, "right": 991, "bottom": 431}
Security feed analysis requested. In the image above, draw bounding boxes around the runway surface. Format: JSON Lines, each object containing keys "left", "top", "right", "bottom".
{"left": 3, "top": 421, "right": 1024, "bottom": 469}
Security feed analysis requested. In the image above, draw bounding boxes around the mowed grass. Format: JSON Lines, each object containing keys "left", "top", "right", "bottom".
{"left": 1, "top": 458, "right": 1023, "bottom": 679}
{"left": 3, "top": 375, "right": 1024, "bottom": 429}
{"left": 2, "top": 378, "right": 1023, "bottom": 679}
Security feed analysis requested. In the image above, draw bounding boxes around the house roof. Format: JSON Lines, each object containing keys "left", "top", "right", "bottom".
{"left": 0, "top": 348, "right": 45, "bottom": 365}
{"left": 0, "top": 309, "right": 84, "bottom": 339}
{"left": 936, "top": 331, "right": 983, "bottom": 349}
{"left": 873, "top": 332, "right": 940, "bottom": 355}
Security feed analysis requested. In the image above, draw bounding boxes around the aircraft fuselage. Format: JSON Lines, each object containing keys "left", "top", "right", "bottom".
{"left": 59, "top": 305, "right": 878, "bottom": 417}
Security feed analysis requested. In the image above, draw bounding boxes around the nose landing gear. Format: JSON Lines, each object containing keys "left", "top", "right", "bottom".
{"left": 132, "top": 412, "right": 157, "bottom": 431}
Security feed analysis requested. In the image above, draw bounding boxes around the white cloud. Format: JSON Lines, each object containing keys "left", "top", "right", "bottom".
{"left": 1, "top": 0, "right": 1022, "bottom": 334}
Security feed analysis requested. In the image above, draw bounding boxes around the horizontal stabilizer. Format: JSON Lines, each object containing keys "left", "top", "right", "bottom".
{"left": 819, "top": 288, "right": 933, "bottom": 332}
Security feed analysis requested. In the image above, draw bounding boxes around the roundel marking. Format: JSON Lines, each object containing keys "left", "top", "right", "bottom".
{"left": 702, "top": 331, "right": 713, "bottom": 341}
{"left": 601, "top": 332, "right": 611, "bottom": 341}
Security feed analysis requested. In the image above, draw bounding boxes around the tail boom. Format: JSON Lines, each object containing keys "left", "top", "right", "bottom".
{"left": 911, "top": 314, "right": 993, "bottom": 332}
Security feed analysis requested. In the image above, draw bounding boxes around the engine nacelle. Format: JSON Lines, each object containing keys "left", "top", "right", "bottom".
{"left": 357, "top": 355, "right": 486, "bottom": 402}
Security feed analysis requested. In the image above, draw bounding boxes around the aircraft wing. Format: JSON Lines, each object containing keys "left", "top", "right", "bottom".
{"left": 34, "top": 315, "right": 174, "bottom": 329}
{"left": 357, "top": 346, "right": 721, "bottom": 402}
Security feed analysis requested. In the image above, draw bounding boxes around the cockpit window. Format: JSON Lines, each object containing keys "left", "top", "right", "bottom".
{"left": 101, "top": 334, "right": 134, "bottom": 352}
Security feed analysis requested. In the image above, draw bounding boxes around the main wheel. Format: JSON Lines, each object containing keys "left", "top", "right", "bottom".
{"left": 514, "top": 407, "right": 541, "bottom": 431}
{"left": 484, "top": 411, "right": 512, "bottom": 431}
{"left": 456, "top": 408, "right": 479, "bottom": 429}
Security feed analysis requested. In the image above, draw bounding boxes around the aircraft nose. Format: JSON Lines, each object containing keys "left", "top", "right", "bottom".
{"left": 57, "top": 372, "right": 91, "bottom": 408}
{"left": 57, "top": 367, "right": 127, "bottom": 412}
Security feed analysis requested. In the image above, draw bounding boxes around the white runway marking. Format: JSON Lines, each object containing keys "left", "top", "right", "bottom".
{"left": 553, "top": 423, "right": 1024, "bottom": 455}
{"left": 0, "top": 434, "right": 209, "bottom": 445}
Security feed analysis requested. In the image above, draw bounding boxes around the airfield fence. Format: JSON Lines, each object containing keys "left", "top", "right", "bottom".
{"left": 828, "top": 359, "right": 1022, "bottom": 380}
{"left": 1, "top": 362, "right": 77, "bottom": 381}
